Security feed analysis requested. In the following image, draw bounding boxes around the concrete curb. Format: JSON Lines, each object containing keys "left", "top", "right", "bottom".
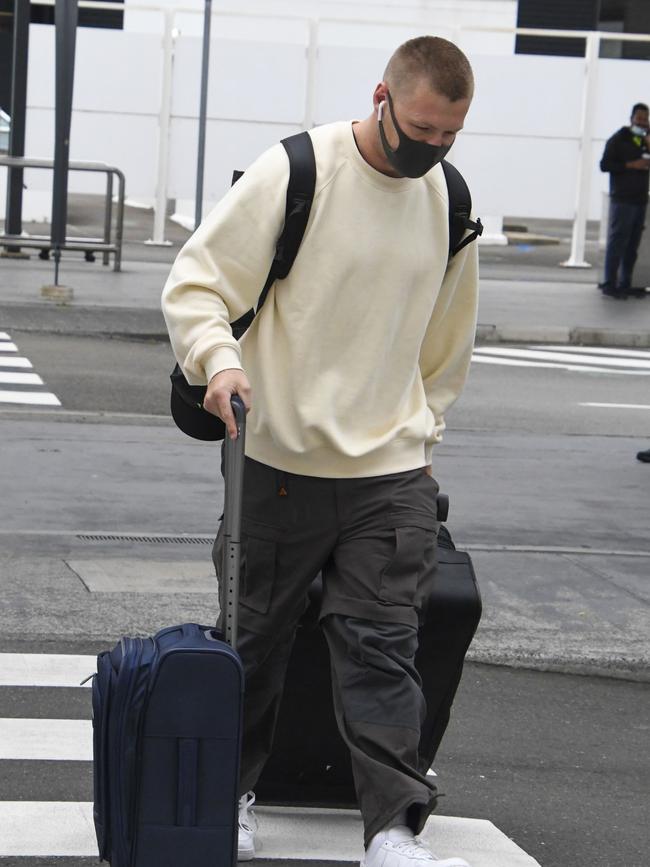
{"left": 475, "top": 323, "right": 650, "bottom": 347}
{"left": 3, "top": 302, "right": 650, "bottom": 348}
{"left": 466, "top": 649, "right": 649, "bottom": 683}
{"left": 0, "top": 302, "right": 168, "bottom": 340}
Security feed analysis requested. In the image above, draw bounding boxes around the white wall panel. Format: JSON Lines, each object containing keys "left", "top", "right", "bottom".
{"left": 313, "top": 45, "right": 388, "bottom": 124}
{"left": 24, "top": 108, "right": 54, "bottom": 163}
{"left": 18, "top": 4, "right": 649, "bottom": 224}
{"left": 69, "top": 113, "right": 160, "bottom": 197}
{"left": 73, "top": 30, "right": 162, "bottom": 114}
{"left": 452, "top": 135, "right": 580, "bottom": 219}
{"left": 468, "top": 55, "right": 584, "bottom": 137}
{"left": 167, "top": 118, "right": 299, "bottom": 202}
{"left": 171, "top": 37, "right": 308, "bottom": 124}
{"left": 317, "top": 20, "right": 436, "bottom": 50}
{"left": 593, "top": 58, "right": 649, "bottom": 140}
{"left": 26, "top": 25, "right": 55, "bottom": 109}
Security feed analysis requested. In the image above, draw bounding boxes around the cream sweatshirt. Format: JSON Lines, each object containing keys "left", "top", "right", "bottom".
{"left": 162, "top": 121, "right": 479, "bottom": 478}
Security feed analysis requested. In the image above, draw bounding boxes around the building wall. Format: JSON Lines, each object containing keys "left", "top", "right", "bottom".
{"left": 3, "top": 0, "right": 647, "bottom": 230}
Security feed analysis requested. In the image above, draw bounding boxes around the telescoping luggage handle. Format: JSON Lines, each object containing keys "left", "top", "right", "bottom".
{"left": 222, "top": 395, "right": 246, "bottom": 648}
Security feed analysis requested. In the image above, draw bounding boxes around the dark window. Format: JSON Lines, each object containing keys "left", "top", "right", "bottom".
{"left": 0, "top": 0, "right": 123, "bottom": 114}
{"left": 516, "top": 0, "right": 599, "bottom": 58}
{"left": 30, "top": 1, "right": 123, "bottom": 30}
{"left": 600, "top": 0, "right": 650, "bottom": 60}
{"left": 516, "top": 0, "right": 650, "bottom": 59}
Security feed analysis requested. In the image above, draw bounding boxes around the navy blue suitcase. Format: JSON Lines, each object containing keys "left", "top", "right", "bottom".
{"left": 91, "top": 398, "right": 247, "bottom": 867}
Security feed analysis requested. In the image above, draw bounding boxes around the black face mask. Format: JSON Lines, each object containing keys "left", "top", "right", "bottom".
{"left": 378, "top": 90, "right": 451, "bottom": 178}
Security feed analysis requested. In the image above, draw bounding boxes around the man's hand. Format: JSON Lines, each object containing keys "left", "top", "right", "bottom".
{"left": 626, "top": 158, "right": 650, "bottom": 170}
{"left": 423, "top": 465, "right": 433, "bottom": 477}
{"left": 203, "top": 369, "right": 252, "bottom": 440}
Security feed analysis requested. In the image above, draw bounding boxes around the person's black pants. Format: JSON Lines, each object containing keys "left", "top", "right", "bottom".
{"left": 604, "top": 200, "right": 647, "bottom": 289}
{"left": 214, "top": 458, "right": 440, "bottom": 846}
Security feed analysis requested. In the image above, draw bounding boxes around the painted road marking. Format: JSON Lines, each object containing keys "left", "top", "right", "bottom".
{"left": 580, "top": 402, "right": 650, "bottom": 410}
{"left": 0, "top": 331, "right": 62, "bottom": 406}
{"left": 474, "top": 346, "right": 650, "bottom": 369}
{"left": 472, "top": 345, "right": 650, "bottom": 375}
{"left": 0, "top": 389, "right": 61, "bottom": 406}
{"left": 0, "top": 654, "right": 541, "bottom": 864}
{"left": 471, "top": 355, "right": 648, "bottom": 375}
{"left": 531, "top": 345, "right": 650, "bottom": 359}
{"left": 0, "top": 653, "right": 95, "bottom": 687}
{"left": 0, "top": 371, "right": 44, "bottom": 386}
{"left": 0, "top": 718, "right": 92, "bottom": 761}
{"left": 0, "top": 802, "right": 541, "bottom": 864}
{"left": 0, "top": 356, "right": 33, "bottom": 368}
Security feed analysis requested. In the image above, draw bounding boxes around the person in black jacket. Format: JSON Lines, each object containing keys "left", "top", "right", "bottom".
{"left": 599, "top": 103, "right": 650, "bottom": 299}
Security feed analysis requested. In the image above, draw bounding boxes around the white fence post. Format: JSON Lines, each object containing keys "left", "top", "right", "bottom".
{"left": 303, "top": 19, "right": 318, "bottom": 130}
{"left": 146, "top": 8, "right": 175, "bottom": 247}
{"left": 561, "top": 30, "right": 600, "bottom": 268}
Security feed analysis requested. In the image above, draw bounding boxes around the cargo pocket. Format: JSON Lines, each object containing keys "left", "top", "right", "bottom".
{"left": 240, "top": 520, "right": 278, "bottom": 616}
{"left": 379, "top": 525, "right": 430, "bottom": 608}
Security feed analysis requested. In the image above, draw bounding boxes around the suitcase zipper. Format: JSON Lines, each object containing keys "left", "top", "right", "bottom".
{"left": 128, "top": 637, "right": 158, "bottom": 866}
{"left": 115, "top": 637, "right": 144, "bottom": 867}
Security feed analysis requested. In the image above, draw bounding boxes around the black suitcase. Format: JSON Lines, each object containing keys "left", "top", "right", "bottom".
{"left": 90, "top": 398, "right": 248, "bottom": 867}
{"left": 255, "top": 520, "right": 481, "bottom": 807}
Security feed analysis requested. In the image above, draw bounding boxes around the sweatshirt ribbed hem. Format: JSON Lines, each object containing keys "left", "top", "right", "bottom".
{"left": 245, "top": 432, "right": 431, "bottom": 479}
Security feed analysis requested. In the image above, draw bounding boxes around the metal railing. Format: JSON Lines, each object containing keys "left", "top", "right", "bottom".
{"left": 0, "top": 156, "right": 125, "bottom": 271}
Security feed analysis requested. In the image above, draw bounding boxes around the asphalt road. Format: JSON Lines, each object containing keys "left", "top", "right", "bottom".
{"left": 0, "top": 649, "right": 646, "bottom": 867}
{"left": 5, "top": 329, "right": 650, "bottom": 438}
{"left": 0, "top": 330, "right": 649, "bottom": 867}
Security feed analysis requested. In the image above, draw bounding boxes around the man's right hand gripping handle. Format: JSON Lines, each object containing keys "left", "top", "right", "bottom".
{"left": 203, "top": 368, "right": 252, "bottom": 440}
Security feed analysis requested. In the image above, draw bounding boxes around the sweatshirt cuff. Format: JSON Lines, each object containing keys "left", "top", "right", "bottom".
{"left": 204, "top": 346, "right": 243, "bottom": 384}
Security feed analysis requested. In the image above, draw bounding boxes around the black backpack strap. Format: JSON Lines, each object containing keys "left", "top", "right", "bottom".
{"left": 230, "top": 131, "right": 316, "bottom": 338}
{"left": 441, "top": 160, "right": 483, "bottom": 259}
{"left": 256, "top": 131, "right": 316, "bottom": 311}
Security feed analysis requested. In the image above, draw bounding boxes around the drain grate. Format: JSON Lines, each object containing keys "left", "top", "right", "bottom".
{"left": 76, "top": 533, "right": 213, "bottom": 544}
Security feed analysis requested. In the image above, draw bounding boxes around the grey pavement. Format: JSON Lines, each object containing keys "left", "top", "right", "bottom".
{"left": 0, "top": 201, "right": 649, "bottom": 684}
{"left": 2, "top": 255, "right": 650, "bottom": 348}
{"left": 0, "top": 418, "right": 647, "bottom": 681}
{"left": 0, "top": 197, "right": 649, "bottom": 345}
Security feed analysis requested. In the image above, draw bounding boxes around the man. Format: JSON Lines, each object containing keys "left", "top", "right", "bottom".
{"left": 162, "top": 36, "right": 478, "bottom": 867}
{"left": 599, "top": 103, "right": 650, "bottom": 299}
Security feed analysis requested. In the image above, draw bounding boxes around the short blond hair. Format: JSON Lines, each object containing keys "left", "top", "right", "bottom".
{"left": 384, "top": 36, "right": 474, "bottom": 102}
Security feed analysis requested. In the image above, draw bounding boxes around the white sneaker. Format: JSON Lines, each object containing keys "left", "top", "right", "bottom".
{"left": 362, "top": 825, "right": 471, "bottom": 867}
{"left": 237, "top": 791, "right": 258, "bottom": 861}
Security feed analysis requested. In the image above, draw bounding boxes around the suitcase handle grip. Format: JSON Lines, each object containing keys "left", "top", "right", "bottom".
{"left": 230, "top": 394, "right": 246, "bottom": 429}
{"left": 222, "top": 395, "right": 247, "bottom": 648}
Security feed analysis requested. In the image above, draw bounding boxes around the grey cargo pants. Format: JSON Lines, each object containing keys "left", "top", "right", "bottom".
{"left": 213, "top": 457, "right": 440, "bottom": 846}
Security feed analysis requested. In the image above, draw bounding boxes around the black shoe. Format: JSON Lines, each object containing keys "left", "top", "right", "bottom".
{"left": 637, "top": 449, "right": 650, "bottom": 463}
{"left": 601, "top": 287, "right": 628, "bottom": 299}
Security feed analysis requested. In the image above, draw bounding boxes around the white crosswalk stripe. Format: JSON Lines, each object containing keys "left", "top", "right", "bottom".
{"left": 0, "top": 718, "right": 92, "bottom": 761}
{"left": 0, "top": 331, "right": 62, "bottom": 406}
{"left": 472, "top": 344, "right": 650, "bottom": 375}
{"left": 0, "top": 372, "right": 44, "bottom": 385}
{"left": 0, "top": 651, "right": 541, "bottom": 865}
{"left": 0, "top": 355, "right": 33, "bottom": 368}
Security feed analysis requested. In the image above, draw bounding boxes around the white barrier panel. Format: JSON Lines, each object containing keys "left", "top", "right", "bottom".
{"left": 13, "top": 7, "right": 650, "bottom": 231}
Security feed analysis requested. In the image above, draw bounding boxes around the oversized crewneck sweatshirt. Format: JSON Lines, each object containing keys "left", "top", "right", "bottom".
{"left": 162, "top": 121, "right": 479, "bottom": 478}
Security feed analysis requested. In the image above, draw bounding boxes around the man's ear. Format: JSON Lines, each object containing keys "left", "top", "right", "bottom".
{"left": 373, "top": 81, "right": 389, "bottom": 112}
